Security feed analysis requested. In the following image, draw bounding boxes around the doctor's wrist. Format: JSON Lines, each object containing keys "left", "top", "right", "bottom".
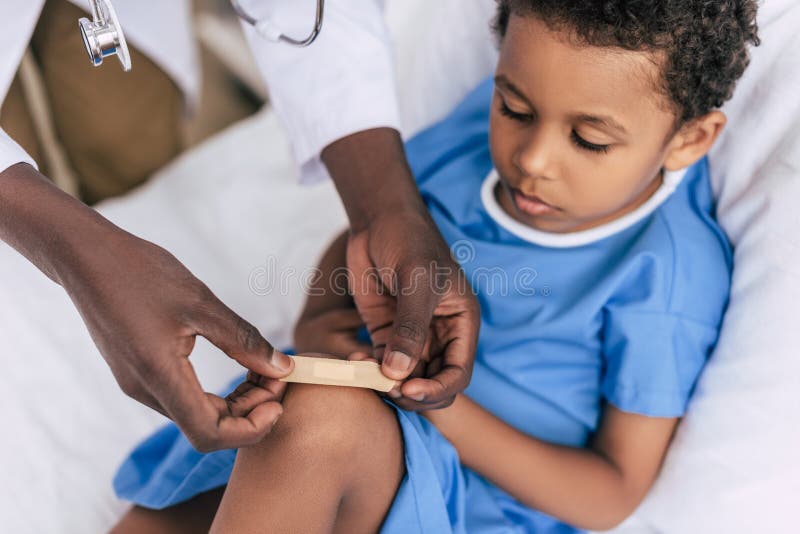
{"left": 322, "top": 127, "right": 425, "bottom": 231}
{"left": 0, "top": 162, "right": 127, "bottom": 289}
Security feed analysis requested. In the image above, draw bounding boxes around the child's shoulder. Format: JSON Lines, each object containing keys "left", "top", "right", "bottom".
{"left": 596, "top": 159, "right": 732, "bottom": 417}
{"left": 405, "top": 79, "right": 494, "bottom": 184}
{"left": 612, "top": 157, "right": 732, "bottom": 325}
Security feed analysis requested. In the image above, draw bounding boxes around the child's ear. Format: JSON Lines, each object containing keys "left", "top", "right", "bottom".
{"left": 663, "top": 111, "right": 726, "bottom": 171}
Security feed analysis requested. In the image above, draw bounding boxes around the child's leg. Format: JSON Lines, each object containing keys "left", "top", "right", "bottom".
{"left": 211, "top": 383, "right": 405, "bottom": 533}
{"left": 110, "top": 488, "right": 223, "bottom": 533}
{"left": 111, "top": 383, "right": 405, "bottom": 533}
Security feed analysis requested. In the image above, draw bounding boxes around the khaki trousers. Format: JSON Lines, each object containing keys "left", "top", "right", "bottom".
{"left": 1, "top": 0, "right": 184, "bottom": 204}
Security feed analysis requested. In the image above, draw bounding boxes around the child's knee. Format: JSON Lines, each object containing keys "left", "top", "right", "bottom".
{"left": 266, "top": 384, "right": 400, "bottom": 460}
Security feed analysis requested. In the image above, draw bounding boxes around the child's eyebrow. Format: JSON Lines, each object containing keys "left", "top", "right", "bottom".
{"left": 494, "top": 75, "right": 531, "bottom": 105}
{"left": 575, "top": 113, "right": 629, "bottom": 136}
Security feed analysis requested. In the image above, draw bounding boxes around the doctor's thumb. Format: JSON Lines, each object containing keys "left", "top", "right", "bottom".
{"left": 382, "top": 292, "right": 434, "bottom": 381}
{"left": 194, "top": 300, "right": 294, "bottom": 379}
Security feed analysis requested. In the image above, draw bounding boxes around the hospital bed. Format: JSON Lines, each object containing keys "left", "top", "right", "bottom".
{"left": 1, "top": 1, "right": 799, "bottom": 532}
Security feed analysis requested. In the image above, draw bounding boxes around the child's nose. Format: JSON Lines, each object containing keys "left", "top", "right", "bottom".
{"left": 513, "top": 125, "right": 559, "bottom": 181}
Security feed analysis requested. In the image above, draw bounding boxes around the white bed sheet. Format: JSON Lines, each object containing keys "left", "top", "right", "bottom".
{"left": 1, "top": 1, "right": 799, "bottom": 532}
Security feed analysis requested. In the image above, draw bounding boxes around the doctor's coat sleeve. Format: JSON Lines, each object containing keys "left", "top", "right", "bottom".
{"left": 0, "top": 127, "right": 38, "bottom": 174}
{"left": 241, "top": 0, "right": 401, "bottom": 184}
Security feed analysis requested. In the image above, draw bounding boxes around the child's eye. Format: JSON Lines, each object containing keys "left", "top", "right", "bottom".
{"left": 571, "top": 131, "right": 610, "bottom": 154}
{"left": 499, "top": 101, "right": 533, "bottom": 123}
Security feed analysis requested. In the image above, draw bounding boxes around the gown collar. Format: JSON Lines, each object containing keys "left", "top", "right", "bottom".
{"left": 480, "top": 167, "right": 687, "bottom": 248}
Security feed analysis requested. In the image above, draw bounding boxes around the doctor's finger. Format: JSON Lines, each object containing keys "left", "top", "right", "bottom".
{"left": 383, "top": 278, "right": 437, "bottom": 381}
{"left": 132, "top": 386, "right": 169, "bottom": 419}
{"left": 110, "top": 362, "right": 169, "bottom": 418}
{"left": 409, "top": 298, "right": 480, "bottom": 402}
{"left": 159, "top": 358, "right": 283, "bottom": 452}
{"left": 399, "top": 365, "right": 469, "bottom": 406}
{"left": 220, "top": 379, "right": 285, "bottom": 418}
{"left": 387, "top": 389, "right": 456, "bottom": 412}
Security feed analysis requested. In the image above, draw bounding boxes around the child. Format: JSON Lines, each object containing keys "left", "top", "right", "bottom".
{"left": 111, "top": 1, "right": 759, "bottom": 532}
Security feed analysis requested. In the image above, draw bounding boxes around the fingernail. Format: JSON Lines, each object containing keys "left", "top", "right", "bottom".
{"left": 271, "top": 411, "right": 283, "bottom": 429}
{"left": 410, "top": 393, "right": 425, "bottom": 402}
{"left": 388, "top": 389, "right": 402, "bottom": 399}
{"left": 386, "top": 351, "right": 414, "bottom": 373}
{"left": 273, "top": 351, "right": 293, "bottom": 372}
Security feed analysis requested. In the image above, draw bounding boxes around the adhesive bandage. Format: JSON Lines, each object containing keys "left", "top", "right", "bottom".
{"left": 279, "top": 355, "right": 399, "bottom": 392}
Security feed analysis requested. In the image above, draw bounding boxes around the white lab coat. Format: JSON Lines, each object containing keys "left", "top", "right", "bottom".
{"left": 0, "top": 0, "right": 400, "bottom": 185}
{"left": 239, "top": 0, "right": 400, "bottom": 183}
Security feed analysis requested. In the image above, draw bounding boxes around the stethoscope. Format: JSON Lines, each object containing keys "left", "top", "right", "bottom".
{"left": 79, "top": 0, "right": 326, "bottom": 72}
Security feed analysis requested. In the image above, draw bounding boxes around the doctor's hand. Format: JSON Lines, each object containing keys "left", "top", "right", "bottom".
{"left": 322, "top": 129, "right": 480, "bottom": 411}
{"left": 69, "top": 233, "right": 295, "bottom": 452}
{"left": 0, "top": 164, "right": 294, "bottom": 452}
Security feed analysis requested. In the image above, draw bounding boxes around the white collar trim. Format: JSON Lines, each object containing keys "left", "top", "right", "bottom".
{"left": 480, "top": 168, "right": 687, "bottom": 248}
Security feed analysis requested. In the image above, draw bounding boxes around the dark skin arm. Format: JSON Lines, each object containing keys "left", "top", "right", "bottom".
{"left": 0, "top": 163, "right": 294, "bottom": 452}
{"left": 423, "top": 395, "right": 678, "bottom": 531}
{"left": 322, "top": 128, "right": 480, "bottom": 410}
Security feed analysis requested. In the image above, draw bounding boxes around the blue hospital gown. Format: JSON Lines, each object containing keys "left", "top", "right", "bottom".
{"left": 114, "top": 79, "right": 732, "bottom": 533}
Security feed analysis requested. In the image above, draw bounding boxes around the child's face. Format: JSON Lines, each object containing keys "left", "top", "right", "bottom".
{"left": 490, "top": 15, "right": 680, "bottom": 233}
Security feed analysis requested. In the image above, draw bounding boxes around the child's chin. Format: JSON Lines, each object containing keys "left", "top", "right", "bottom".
{"left": 514, "top": 212, "right": 575, "bottom": 234}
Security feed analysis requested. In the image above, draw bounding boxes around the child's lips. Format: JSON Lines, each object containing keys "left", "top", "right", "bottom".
{"left": 512, "top": 188, "right": 559, "bottom": 216}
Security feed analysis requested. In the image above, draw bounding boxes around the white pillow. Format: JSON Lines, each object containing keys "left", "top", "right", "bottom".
{"left": 635, "top": 1, "right": 800, "bottom": 531}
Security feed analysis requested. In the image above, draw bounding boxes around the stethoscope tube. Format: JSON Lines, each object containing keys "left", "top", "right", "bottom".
{"left": 80, "top": 0, "right": 325, "bottom": 73}
{"left": 230, "top": 0, "right": 325, "bottom": 47}
{"left": 89, "top": 0, "right": 104, "bottom": 24}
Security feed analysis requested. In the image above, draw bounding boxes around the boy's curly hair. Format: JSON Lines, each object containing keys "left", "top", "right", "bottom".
{"left": 493, "top": 0, "right": 760, "bottom": 125}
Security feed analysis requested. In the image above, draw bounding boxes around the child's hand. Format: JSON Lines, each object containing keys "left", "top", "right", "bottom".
{"left": 293, "top": 308, "right": 372, "bottom": 358}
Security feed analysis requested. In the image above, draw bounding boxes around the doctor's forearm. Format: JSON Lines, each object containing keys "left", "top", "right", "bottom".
{"left": 320, "top": 127, "right": 479, "bottom": 411}
{"left": 321, "top": 128, "right": 428, "bottom": 231}
{"left": 0, "top": 163, "right": 119, "bottom": 287}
